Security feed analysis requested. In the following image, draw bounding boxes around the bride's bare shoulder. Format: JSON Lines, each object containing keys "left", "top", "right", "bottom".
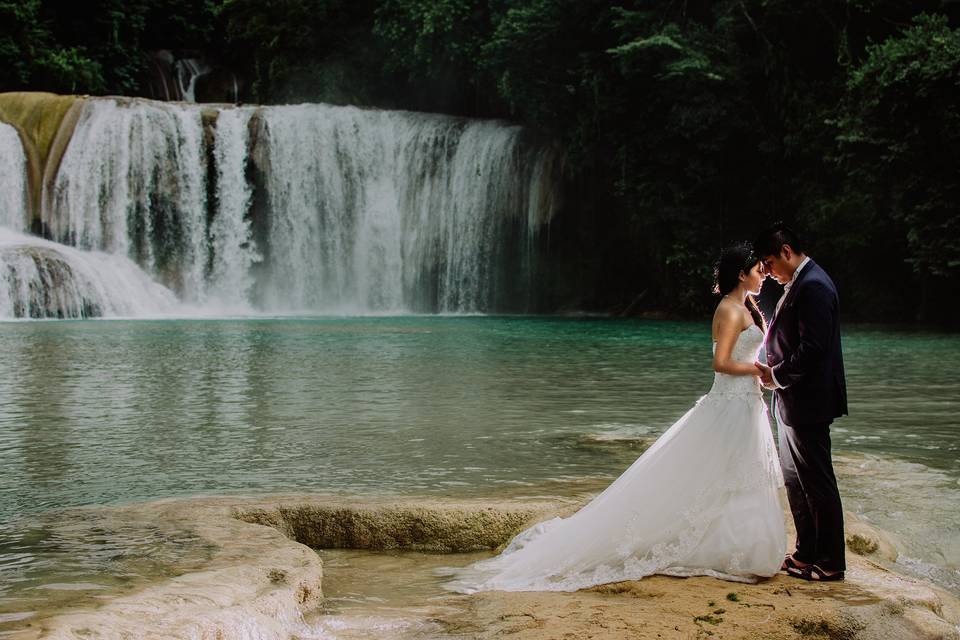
{"left": 711, "top": 298, "right": 749, "bottom": 340}
{"left": 712, "top": 298, "right": 742, "bottom": 323}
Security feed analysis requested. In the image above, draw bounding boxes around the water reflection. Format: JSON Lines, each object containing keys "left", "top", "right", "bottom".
{"left": 1, "top": 316, "right": 957, "bottom": 503}
{"left": 0, "top": 317, "right": 957, "bottom": 619}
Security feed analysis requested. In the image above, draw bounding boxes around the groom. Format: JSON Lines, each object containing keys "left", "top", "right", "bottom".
{"left": 754, "top": 223, "right": 848, "bottom": 581}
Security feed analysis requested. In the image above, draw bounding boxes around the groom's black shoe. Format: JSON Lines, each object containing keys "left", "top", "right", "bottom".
{"left": 786, "top": 563, "right": 844, "bottom": 582}
{"left": 780, "top": 554, "right": 809, "bottom": 572}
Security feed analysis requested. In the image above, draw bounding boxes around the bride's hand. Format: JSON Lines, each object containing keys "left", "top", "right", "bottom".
{"left": 754, "top": 361, "right": 770, "bottom": 381}
{"left": 755, "top": 362, "right": 777, "bottom": 388}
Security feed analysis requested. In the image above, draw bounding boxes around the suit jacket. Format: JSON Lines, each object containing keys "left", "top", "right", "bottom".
{"left": 765, "top": 259, "right": 848, "bottom": 427}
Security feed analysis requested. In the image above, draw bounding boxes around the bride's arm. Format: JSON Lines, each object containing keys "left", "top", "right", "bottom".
{"left": 712, "top": 305, "right": 761, "bottom": 377}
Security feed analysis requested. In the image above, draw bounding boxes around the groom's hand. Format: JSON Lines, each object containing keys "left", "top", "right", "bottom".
{"left": 755, "top": 362, "right": 776, "bottom": 389}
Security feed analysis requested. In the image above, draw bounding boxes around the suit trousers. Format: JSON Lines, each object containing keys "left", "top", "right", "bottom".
{"left": 774, "top": 399, "right": 846, "bottom": 571}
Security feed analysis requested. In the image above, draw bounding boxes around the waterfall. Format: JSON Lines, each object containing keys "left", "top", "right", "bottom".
{"left": 254, "top": 105, "right": 557, "bottom": 312}
{"left": 46, "top": 99, "right": 209, "bottom": 299}
{"left": 257, "top": 105, "right": 408, "bottom": 311}
{"left": 207, "top": 107, "right": 259, "bottom": 310}
{"left": 29, "top": 96, "right": 559, "bottom": 317}
{"left": 0, "top": 123, "right": 28, "bottom": 231}
{"left": 0, "top": 228, "right": 177, "bottom": 319}
{"left": 174, "top": 59, "right": 212, "bottom": 103}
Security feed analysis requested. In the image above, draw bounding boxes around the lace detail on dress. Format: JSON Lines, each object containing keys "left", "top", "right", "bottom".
{"left": 709, "top": 325, "right": 764, "bottom": 398}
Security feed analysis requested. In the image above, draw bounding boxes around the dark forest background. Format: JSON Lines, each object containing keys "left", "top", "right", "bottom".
{"left": 2, "top": 0, "right": 959, "bottom": 324}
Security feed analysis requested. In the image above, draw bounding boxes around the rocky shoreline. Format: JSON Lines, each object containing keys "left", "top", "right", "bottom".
{"left": 19, "top": 493, "right": 960, "bottom": 639}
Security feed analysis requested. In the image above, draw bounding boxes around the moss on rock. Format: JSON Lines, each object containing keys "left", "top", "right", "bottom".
{"left": 234, "top": 498, "right": 566, "bottom": 552}
{"left": 0, "top": 92, "right": 84, "bottom": 223}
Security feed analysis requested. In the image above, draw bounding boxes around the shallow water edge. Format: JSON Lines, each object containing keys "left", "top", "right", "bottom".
{"left": 3, "top": 490, "right": 958, "bottom": 640}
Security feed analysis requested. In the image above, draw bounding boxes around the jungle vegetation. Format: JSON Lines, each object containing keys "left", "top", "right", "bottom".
{"left": 2, "top": 0, "right": 958, "bottom": 323}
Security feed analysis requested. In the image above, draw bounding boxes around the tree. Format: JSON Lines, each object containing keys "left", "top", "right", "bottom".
{"left": 0, "top": 0, "right": 104, "bottom": 93}
{"left": 218, "top": 0, "right": 379, "bottom": 104}
{"left": 836, "top": 14, "right": 960, "bottom": 320}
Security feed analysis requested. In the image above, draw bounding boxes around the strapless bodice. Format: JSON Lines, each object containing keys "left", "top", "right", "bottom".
{"left": 709, "top": 324, "right": 764, "bottom": 397}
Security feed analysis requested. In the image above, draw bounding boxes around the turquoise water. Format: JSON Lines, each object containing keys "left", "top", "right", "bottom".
{"left": 0, "top": 317, "right": 958, "bottom": 626}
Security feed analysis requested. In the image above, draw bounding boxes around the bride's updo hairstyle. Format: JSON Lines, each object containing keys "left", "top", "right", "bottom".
{"left": 714, "top": 241, "right": 766, "bottom": 331}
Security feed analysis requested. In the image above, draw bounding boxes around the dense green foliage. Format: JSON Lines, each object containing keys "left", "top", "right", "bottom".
{"left": 0, "top": 0, "right": 219, "bottom": 94}
{"left": 0, "top": 0, "right": 104, "bottom": 93}
{"left": 835, "top": 14, "right": 960, "bottom": 317}
{"left": 2, "top": 0, "right": 958, "bottom": 323}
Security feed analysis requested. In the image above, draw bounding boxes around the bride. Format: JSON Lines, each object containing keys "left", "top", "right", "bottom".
{"left": 448, "top": 242, "right": 786, "bottom": 592}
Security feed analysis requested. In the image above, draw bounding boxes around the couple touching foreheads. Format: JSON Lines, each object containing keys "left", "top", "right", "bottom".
{"left": 448, "top": 222, "right": 848, "bottom": 593}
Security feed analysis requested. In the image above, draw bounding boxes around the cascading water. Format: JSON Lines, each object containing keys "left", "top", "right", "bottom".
{"left": 175, "top": 58, "right": 212, "bottom": 103}
{"left": 0, "top": 228, "right": 177, "bottom": 318}
{"left": 14, "top": 96, "right": 559, "bottom": 318}
{"left": 0, "top": 123, "right": 28, "bottom": 231}
{"left": 251, "top": 104, "right": 558, "bottom": 312}
{"left": 0, "top": 117, "right": 182, "bottom": 319}
{"left": 46, "top": 99, "right": 209, "bottom": 299}
{"left": 208, "top": 107, "right": 259, "bottom": 310}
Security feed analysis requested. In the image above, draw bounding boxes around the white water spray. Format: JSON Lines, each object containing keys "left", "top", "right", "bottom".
{"left": 46, "top": 99, "right": 209, "bottom": 299}
{"left": 31, "top": 97, "right": 559, "bottom": 317}
{"left": 256, "top": 104, "right": 558, "bottom": 312}
{"left": 0, "top": 123, "right": 28, "bottom": 231}
{"left": 208, "top": 107, "right": 260, "bottom": 310}
{"left": 0, "top": 228, "right": 177, "bottom": 318}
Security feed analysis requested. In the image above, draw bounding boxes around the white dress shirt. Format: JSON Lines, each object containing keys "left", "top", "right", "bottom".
{"left": 771, "top": 256, "right": 811, "bottom": 389}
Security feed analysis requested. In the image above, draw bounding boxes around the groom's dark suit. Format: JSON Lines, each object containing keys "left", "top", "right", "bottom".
{"left": 765, "top": 258, "right": 848, "bottom": 572}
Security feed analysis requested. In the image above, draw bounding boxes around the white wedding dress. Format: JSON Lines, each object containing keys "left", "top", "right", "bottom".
{"left": 448, "top": 325, "right": 786, "bottom": 592}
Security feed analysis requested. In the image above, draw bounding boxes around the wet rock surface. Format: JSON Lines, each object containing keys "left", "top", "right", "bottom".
{"left": 19, "top": 494, "right": 960, "bottom": 639}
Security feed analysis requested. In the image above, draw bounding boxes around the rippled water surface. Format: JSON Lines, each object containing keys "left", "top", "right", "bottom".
{"left": 1, "top": 317, "right": 958, "bottom": 627}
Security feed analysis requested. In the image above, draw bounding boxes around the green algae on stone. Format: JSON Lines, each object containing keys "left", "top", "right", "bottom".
{"left": 0, "top": 92, "right": 84, "bottom": 223}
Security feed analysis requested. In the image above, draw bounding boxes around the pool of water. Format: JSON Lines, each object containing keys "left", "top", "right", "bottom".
{"left": 0, "top": 316, "right": 957, "bottom": 629}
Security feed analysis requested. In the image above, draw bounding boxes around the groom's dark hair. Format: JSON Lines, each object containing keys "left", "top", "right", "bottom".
{"left": 754, "top": 221, "right": 805, "bottom": 258}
